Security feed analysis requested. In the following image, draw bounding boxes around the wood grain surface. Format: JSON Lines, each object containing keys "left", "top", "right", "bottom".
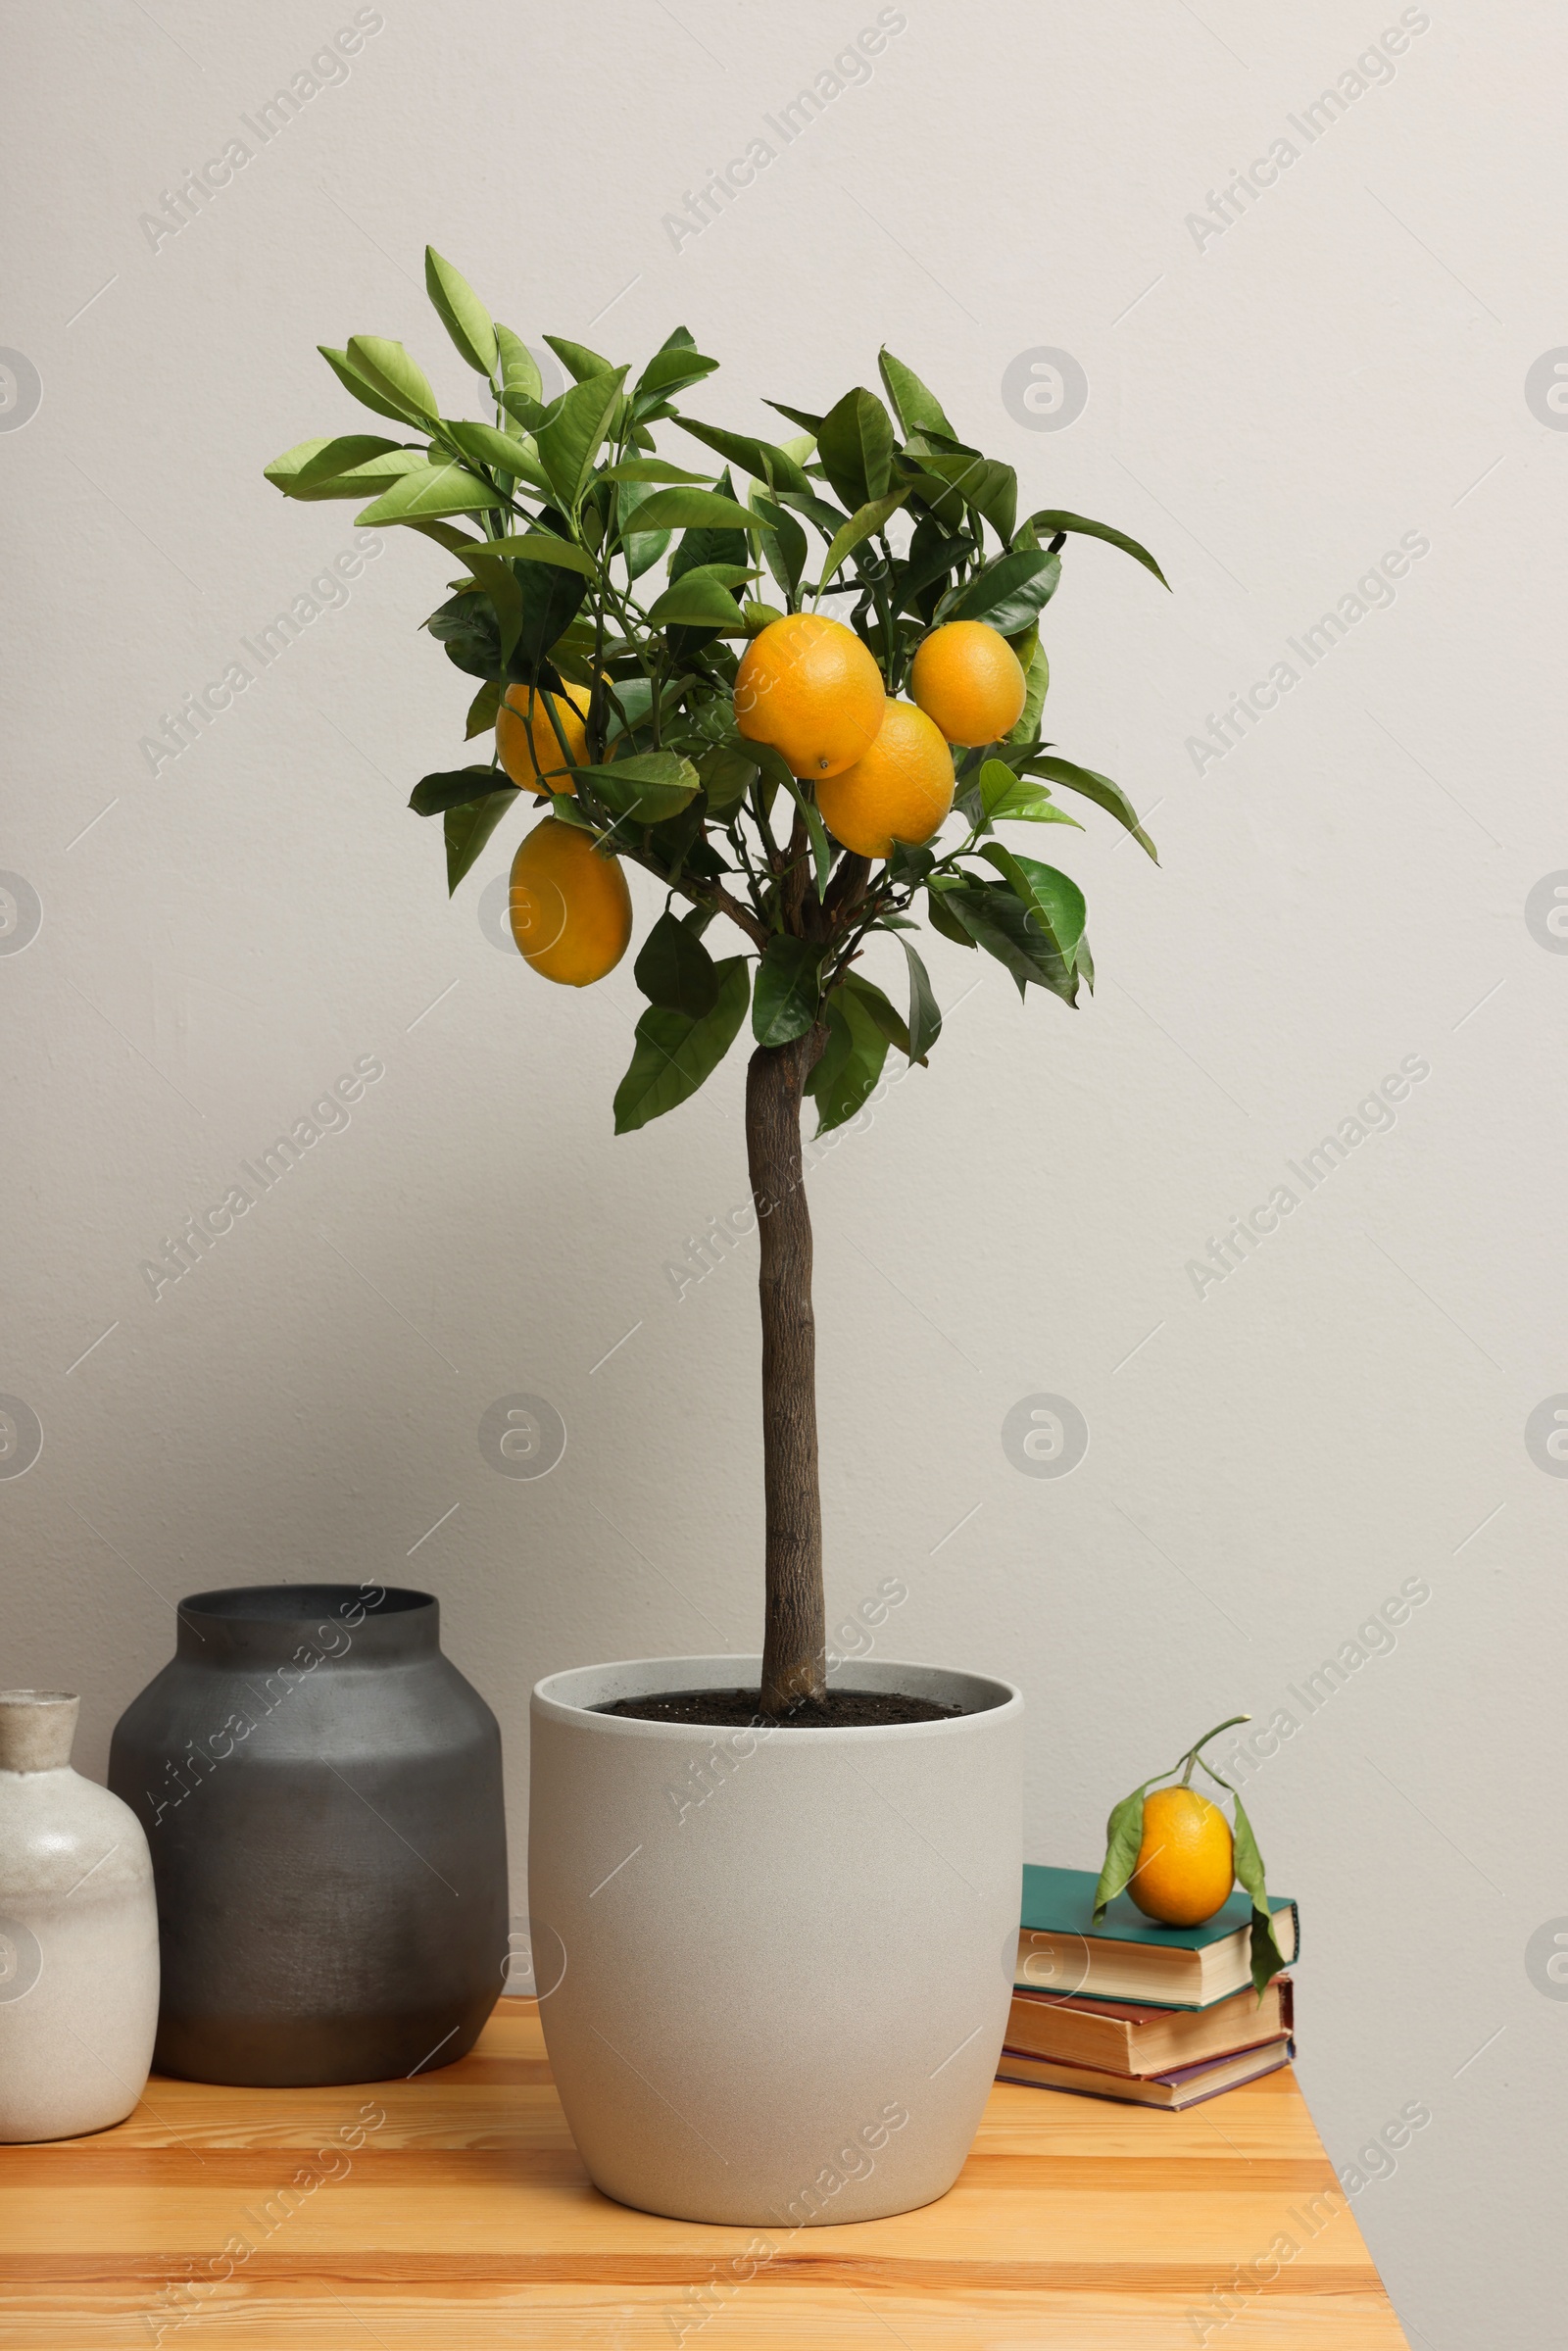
{"left": 0, "top": 2000, "right": 1411, "bottom": 2348}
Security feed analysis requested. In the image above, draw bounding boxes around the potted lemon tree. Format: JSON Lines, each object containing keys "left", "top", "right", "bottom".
{"left": 266, "top": 252, "right": 1164, "bottom": 2224}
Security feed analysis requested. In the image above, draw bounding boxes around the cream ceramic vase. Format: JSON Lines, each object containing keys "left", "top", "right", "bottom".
{"left": 0, "top": 1691, "right": 160, "bottom": 2141}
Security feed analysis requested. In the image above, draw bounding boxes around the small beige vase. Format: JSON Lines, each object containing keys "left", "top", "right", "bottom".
{"left": 0, "top": 1691, "right": 160, "bottom": 2141}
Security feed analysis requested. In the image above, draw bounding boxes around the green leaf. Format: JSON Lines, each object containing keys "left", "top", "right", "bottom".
{"left": 632, "top": 345, "right": 720, "bottom": 413}
{"left": 409, "top": 765, "right": 507, "bottom": 816}
{"left": 979, "top": 758, "right": 1081, "bottom": 831}
{"left": 749, "top": 487, "right": 808, "bottom": 601}
{"left": 979, "top": 844, "right": 1086, "bottom": 961}
{"left": 613, "top": 957, "right": 751, "bottom": 1134}
{"left": 843, "top": 970, "right": 910, "bottom": 1060}
{"left": 696, "top": 743, "right": 757, "bottom": 818}
{"left": 816, "top": 386, "right": 896, "bottom": 513}
{"left": 612, "top": 477, "right": 675, "bottom": 582}
{"left": 782, "top": 773, "right": 834, "bottom": 900}
{"left": 570, "top": 751, "right": 700, "bottom": 822}
{"left": 1025, "top": 756, "right": 1157, "bottom": 860}
{"left": 1007, "top": 641, "right": 1051, "bottom": 744}
{"left": 444, "top": 788, "right": 516, "bottom": 893}
{"left": 542, "top": 333, "right": 614, "bottom": 385}
{"left": 634, "top": 909, "right": 720, "bottom": 1017}
{"left": 943, "top": 549, "right": 1061, "bottom": 633}
{"left": 459, "top": 531, "right": 597, "bottom": 576}
{"left": 877, "top": 349, "right": 956, "bottom": 440}
{"left": 346, "top": 335, "right": 437, "bottom": 420}
{"left": 1092, "top": 1781, "right": 1161, "bottom": 1924}
{"left": 753, "top": 936, "right": 824, "bottom": 1047}
{"left": 318, "top": 345, "right": 422, "bottom": 426}
{"left": 907, "top": 449, "right": 1017, "bottom": 545}
{"left": 673, "top": 418, "right": 813, "bottom": 498}
{"left": 807, "top": 985, "right": 889, "bottom": 1135}
{"left": 533, "top": 366, "right": 628, "bottom": 511}
{"left": 894, "top": 935, "right": 941, "bottom": 1061}
{"left": 424, "top": 248, "right": 498, "bottom": 377}
{"left": 923, "top": 880, "right": 977, "bottom": 950}
{"left": 941, "top": 879, "right": 1079, "bottom": 1003}
{"left": 1021, "top": 508, "right": 1169, "bottom": 590}
{"left": 466, "top": 678, "right": 502, "bottom": 739}
{"left": 494, "top": 324, "right": 542, "bottom": 409}
{"left": 615, "top": 487, "right": 758, "bottom": 536}
{"left": 443, "top": 420, "right": 553, "bottom": 493}
{"left": 355, "top": 461, "right": 501, "bottom": 525}
{"left": 647, "top": 570, "right": 749, "bottom": 633}
{"left": 264, "top": 435, "right": 404, "bottom": 496}
{"left": 818, "top": 490, "right": 907, "bottom": 590}
{"left": 601, "top": 458, "right": 714, "bottom": 484}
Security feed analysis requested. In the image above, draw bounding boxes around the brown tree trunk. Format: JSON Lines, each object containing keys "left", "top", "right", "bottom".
{"left": 747, "top": 1028, "right": 828, "bottom": 1716}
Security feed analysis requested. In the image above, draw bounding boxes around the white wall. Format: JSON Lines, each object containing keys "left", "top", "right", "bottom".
{"left": 4, "top": 2, "right": 1562, "bottom": 2337}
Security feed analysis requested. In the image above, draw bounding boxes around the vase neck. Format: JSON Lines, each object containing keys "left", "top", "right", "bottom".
{"left": 0, "top": 1690, "right": 79, "bottom": 1772}
{"left": 172, "top": 1584, "right": 441, "bottom": 1666}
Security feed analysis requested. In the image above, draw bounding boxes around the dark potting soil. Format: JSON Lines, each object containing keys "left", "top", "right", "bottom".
{"left": 596, "top": 1687, "right": 964, "bottom": 1729}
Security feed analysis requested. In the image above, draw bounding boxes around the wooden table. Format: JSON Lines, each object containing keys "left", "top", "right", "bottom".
{"left": 0, "top": 1999, "right": 1410, "bottom": 2348}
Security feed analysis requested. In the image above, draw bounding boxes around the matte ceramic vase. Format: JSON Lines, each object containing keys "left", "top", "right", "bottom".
{"left": 108, "top": 1584, "right": 507, "bottom": 2086}
{"left": 528, "top": 1654, "right": 1022, "bottom": 2226}
{"left": 0, "top": 1690, "right": 160, "bottom": 2142}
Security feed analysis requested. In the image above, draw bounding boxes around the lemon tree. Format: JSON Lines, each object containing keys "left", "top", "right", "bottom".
{"left": 265, "top": 249, "right": 1167, "bottom": 1717}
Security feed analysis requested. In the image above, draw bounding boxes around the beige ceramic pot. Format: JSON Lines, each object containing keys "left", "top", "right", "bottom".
{"left": 528, "top": 1654, "right": 1022, "bottom": 2226}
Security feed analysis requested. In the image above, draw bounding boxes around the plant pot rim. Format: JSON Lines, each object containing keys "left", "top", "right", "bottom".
{"left": 532, "top": 1653, "right": 1023, "bottom": 1741}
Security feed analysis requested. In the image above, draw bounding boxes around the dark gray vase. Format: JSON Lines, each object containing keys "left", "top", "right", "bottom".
{"left": 108, "top": 1584, "right": 507, "bottom": 2086}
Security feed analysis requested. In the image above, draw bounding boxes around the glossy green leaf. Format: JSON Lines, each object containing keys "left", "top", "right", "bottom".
{"left": 355, "top": 461, "right": 500, "bottom": 525}
{"left": 877, "top": 348, "right": 955, "bottom": 440}
{"left": 979, "top": 844, "right": 1086, "bottom": 960}
{"left": 943, "top": 549, "right": 1060, "bottom": 633}
{"left": 494, "top": 324, "right": 542, "bottom": 408}
{"left": 424, "top": 248, "right": 498, "bottom": 376}
{"left": 602, "top": 458, "right": 714, "bottom": 484}
{"left": 265, "top": 434, "right": 399, "bottom": 491}
{"left": 443, "top": 420, "right": 552, "bottom": 493}
{"left": 674, "top": 418, "right": 812, "bottom": 498}
{"left": 818, "top": 490, "right": 907, "bottom": 589}
{"left": 647, "top": 570, "right": 749, "bottom": 632}
{"left": 444, "top": 788, "right": 516, "bottom": 893}
{"left": 465, "top": 678, "right": 502, "bottom": 739}
{"left": 894, "top": 935, "right": 941, "bottom": 1061}
{"left": 1092, "top": 1782, "right": 1160, "bottom": 1923}
{"left": 533, "top": 367, "right": 628, "bottom": 511}
{"left": 570, "top": 751, "right": 700, "bottom": 822}
{"left": 346, "top": 335, "right": 437, "bottom": 420}
{"left": 907, "top": 450, "right": 1016, "bottom": 545}
{"left": 808, "top": 984, "right": 889, "bottom": 1135}
{"left": 1007, "top": 641, "right": 1051, "bottom": 744}
{"left": 459, "top": 531, "right": 597, "bottom": 576}
{"left": 634, "top": 909, "right": 720, "bottom": 1017}
{"left": 843, "top": 970, "right": 910, "bottom": 1060}
{"left": 749, "top": 487, "right": 808, "bottom": 601}
{"left": 781, "top": 773, "right": 834, "bottom": 900}
{"left": 1025, "top": 756, "right": 1157, "bottom": 860}
{"left": 1020, "top": 508, "right": 1168, "bottom": 590}
{"left": 816, "top": 386, "right": 896, "bottom": 513}
{"left": 696, "top": 743, "right": 757, "bottom": 817}
{"left": 616, "top": 487, "right": 758, "bottom": 536}
{"left": 612, "top": 477, "right": 675, "bottom": 582}
{"left": 633, "top": 345, "right": 720, "bottom": 411}
{"left": 941, "top": 879, "right": 1078, "bottom": 1003}
{"left": 923, "top": 879, "right": 977, "bottom": 950}
{"left": 753, "top": 935, "right": 824, "bottom": 1046}
{"left": 979, "top": 758, "right": 1081, "bottom": 830}
{"left": 542, "top": 333, "right": 614, "bottom": 385}
{"left": 409, "top": 765, "right": 507, "bottom": 816}
{"left": 613, "top": 957, "right": 750, "bottom": 1133}
{"left": 318, "top": 345, "right": 421, "bottom": 426}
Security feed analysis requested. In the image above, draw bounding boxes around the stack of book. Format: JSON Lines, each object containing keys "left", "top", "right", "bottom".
{"left": 998, "top": 1864, "right": 1300, "bottom": 2111}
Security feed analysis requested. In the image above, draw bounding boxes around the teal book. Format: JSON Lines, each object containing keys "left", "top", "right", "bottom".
{"left": 1016, "top": 1865, "right": 1299, "bottom": 2010}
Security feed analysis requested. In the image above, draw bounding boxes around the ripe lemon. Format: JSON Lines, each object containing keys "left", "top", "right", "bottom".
{"left": 815, "top": 701, "right": 955, "bottom": 859}
{"left": 509, "top": 816, "right": 631, "bottom": 987}
{"left": 910, "top": 619, "right": 1028, "bottom": 746}
{"left": 1128, "top": 1786, "right": 1235, "bottom": 1928}
{"left": 733, "top": 612, "right": 885, "bottom": 778}
{"left": 497, "top": 681, "right": 591, "bottom": 793}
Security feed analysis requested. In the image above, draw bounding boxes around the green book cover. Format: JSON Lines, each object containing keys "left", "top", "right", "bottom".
{"left": 1021, "top": 1864, "right": 1299, "bottom": 1955}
